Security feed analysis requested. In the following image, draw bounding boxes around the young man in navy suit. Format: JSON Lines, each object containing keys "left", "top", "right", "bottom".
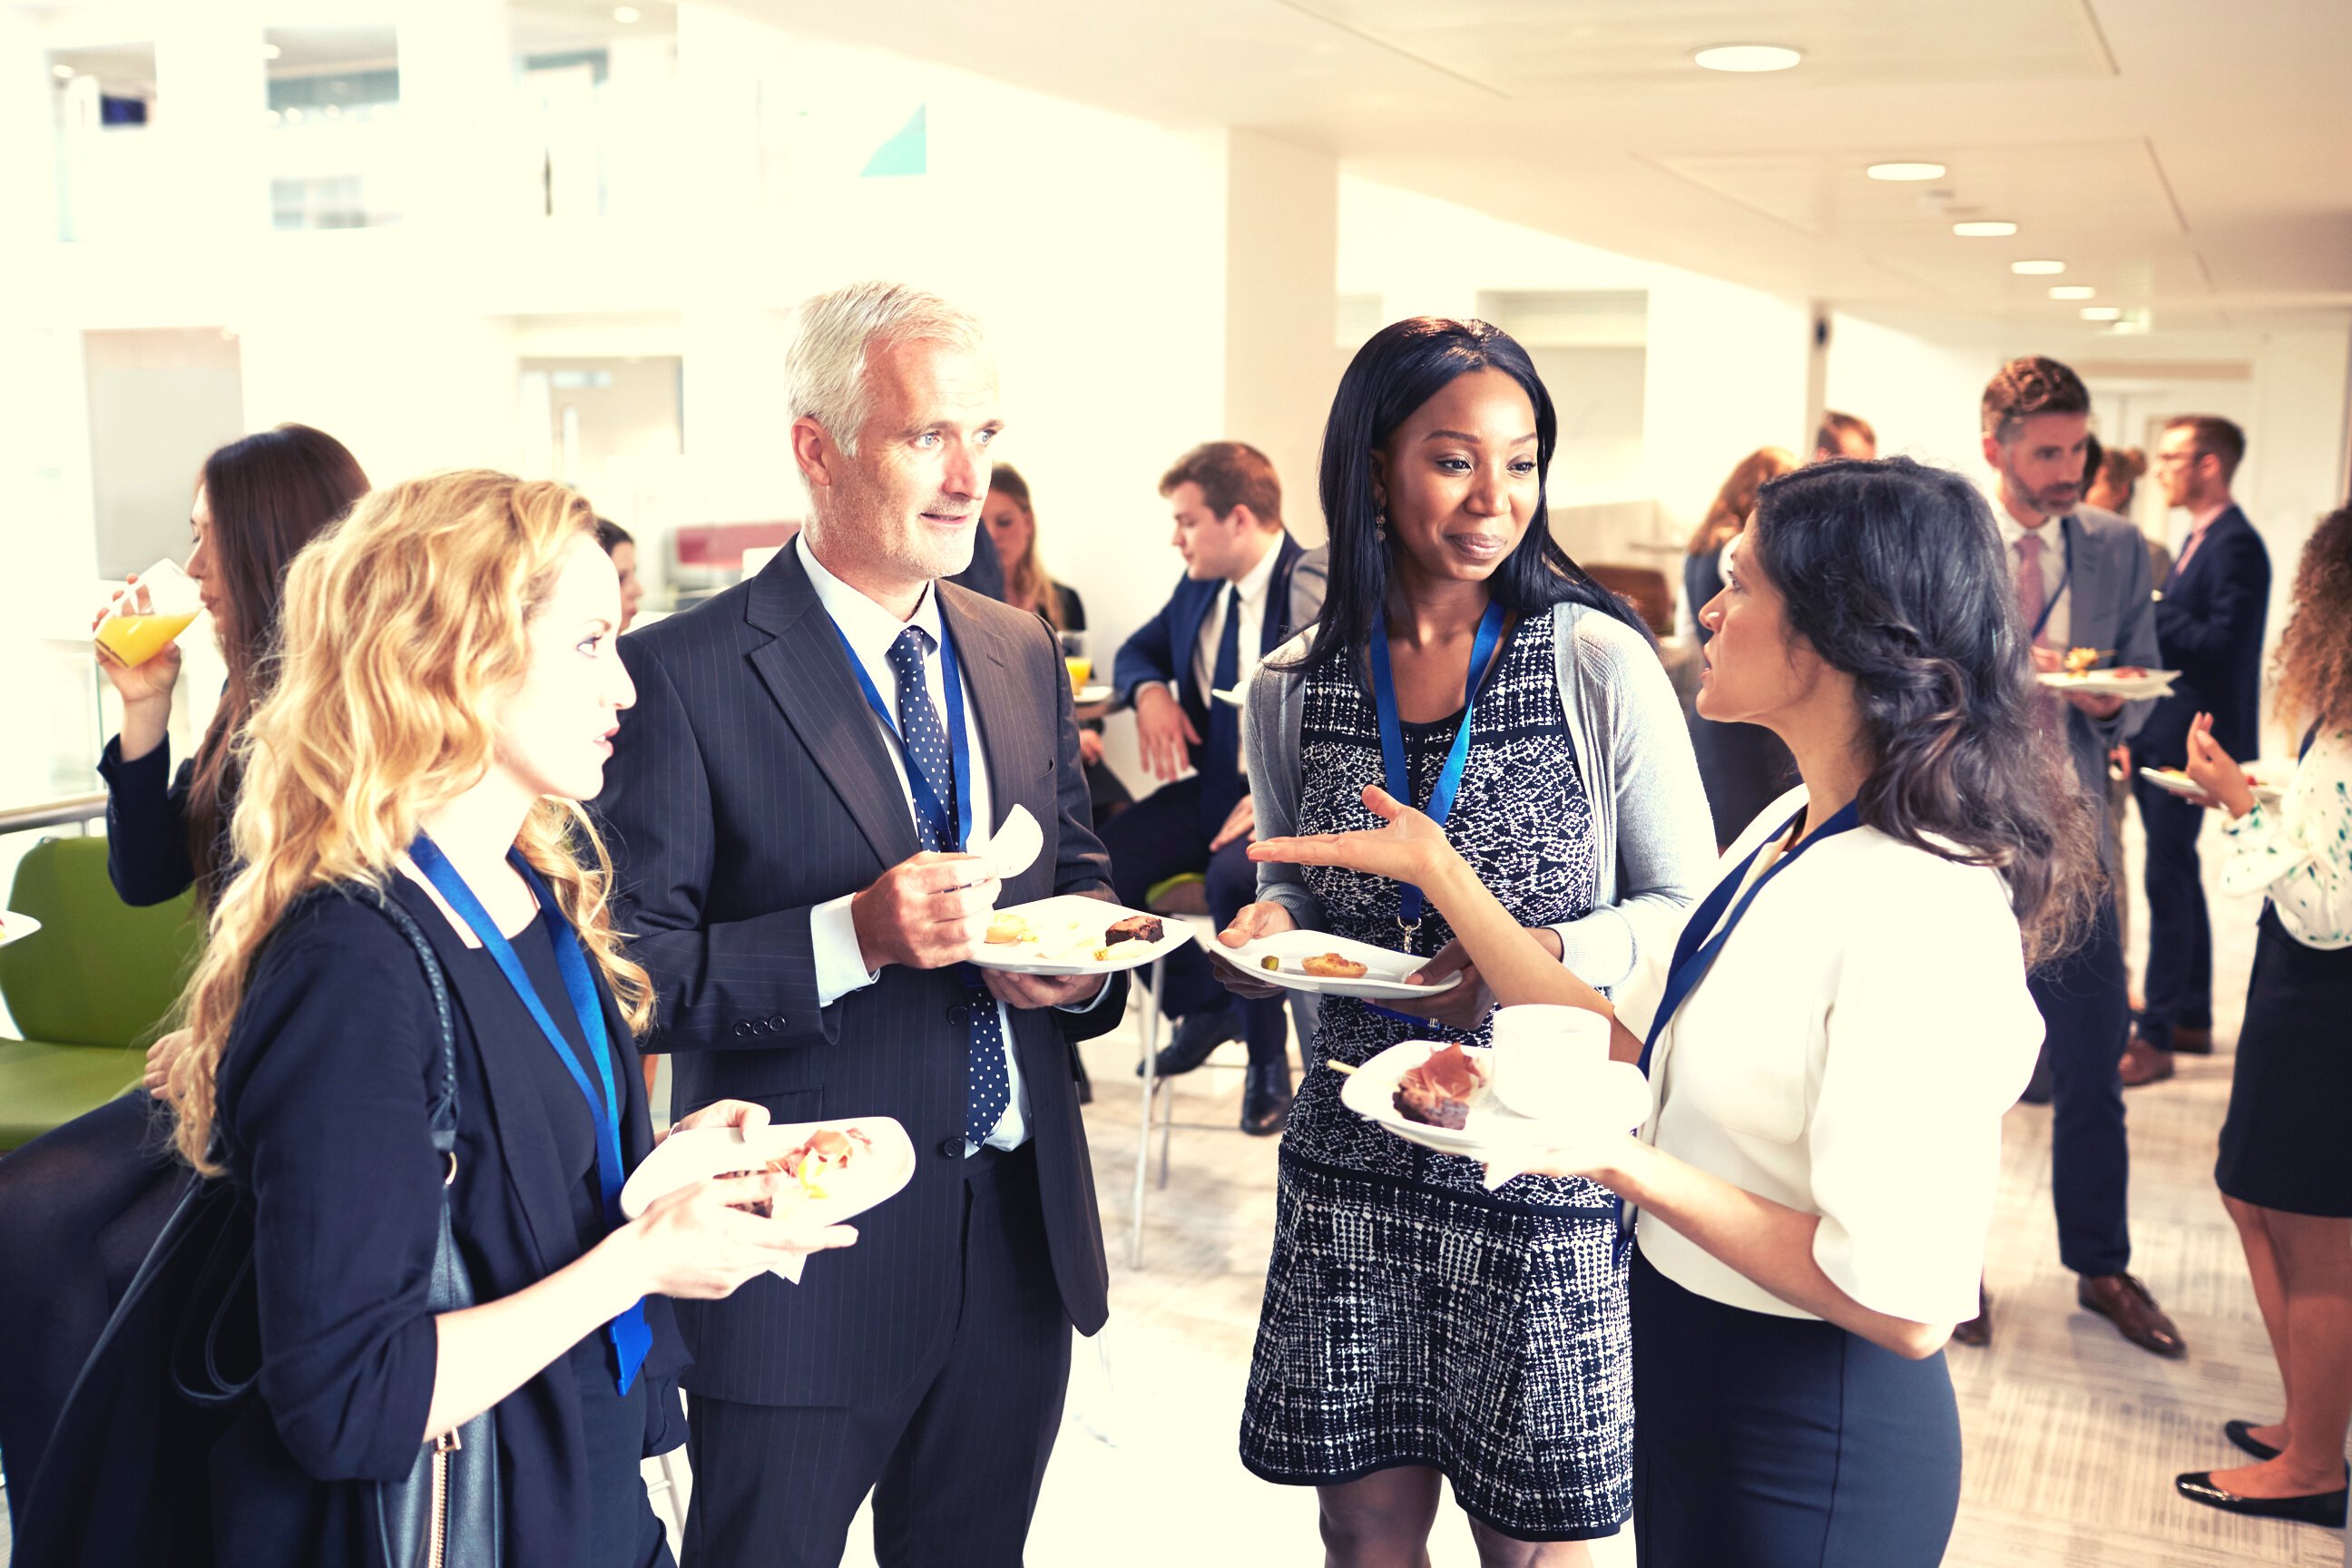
{"left": 596, "top": 282, "right": 1125, "bottom": 1568}
{"left": 1105, "top": 441, "right": 1307, "bottom": 1133}
{"left": 2123, "top": 415, "right": 2271, "bottom": 1085}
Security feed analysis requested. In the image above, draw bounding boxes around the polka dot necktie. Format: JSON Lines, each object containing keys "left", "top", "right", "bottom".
{"left": 887, "top": 626, "right": 1010, "bottom": 1147}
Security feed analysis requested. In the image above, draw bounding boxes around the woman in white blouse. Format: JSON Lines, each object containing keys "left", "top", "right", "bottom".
{"left": 1250, "top": 457, "right": 2099, "bottom": 1566}
{"left": 2167, "top": 505, "right": 2352, "bottom": 1530}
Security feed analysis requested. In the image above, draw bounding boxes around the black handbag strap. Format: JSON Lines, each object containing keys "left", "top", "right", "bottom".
{"left": 170, "top": 883, "right": 461, "bottom": 1406}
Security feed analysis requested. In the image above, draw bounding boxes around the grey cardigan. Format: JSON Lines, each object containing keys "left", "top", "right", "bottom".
{"left": 1244, "top": 601, "right": 1717, "bottom": 993}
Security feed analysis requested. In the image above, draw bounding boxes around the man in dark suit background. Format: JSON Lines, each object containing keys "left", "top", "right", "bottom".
{"left": 595, "top": 281, "right": 1126, "bottom": 1568}
{"left": 1104, "top": 442, "right": 1308, "bottom": 1134}
{"left": 2123, "top": 415, "right": 2271, "bottom": 1084}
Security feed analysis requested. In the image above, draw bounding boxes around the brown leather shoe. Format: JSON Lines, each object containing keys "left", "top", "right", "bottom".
{"left": 2120, "top": 1035, "right": 2175, "bottom": 1087}
{"left": 2078, "top": 1272, "right": 2188, "bottom": 1357}
{"left": 2169, "top": 1024, "right": 2214, "bottom": 1055}
{"left": 1951, "top": 1283, "right": 1992, "bottom": 1348}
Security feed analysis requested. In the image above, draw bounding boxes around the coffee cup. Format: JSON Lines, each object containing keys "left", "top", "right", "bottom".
{"left": 1488, "top": 1004, "right": 1611, "bottom": 1119}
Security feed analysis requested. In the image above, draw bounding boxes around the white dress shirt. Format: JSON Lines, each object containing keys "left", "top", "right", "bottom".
{"left": 1636, "top": 787, "right": 2044, "bottom": 1326}
{"left": 799, "top": 535, "right": 1034, "bottom": 1152}
{"left": 1995, "top": 509, "right": 2070, "bottom": 649}
{"left": 1188, "top": 534, "right": 1285, "bottom": 720}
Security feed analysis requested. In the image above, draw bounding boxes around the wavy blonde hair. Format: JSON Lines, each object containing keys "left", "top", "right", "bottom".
{"left": 165, "top": 469, "right": 652, "bottom": 1174}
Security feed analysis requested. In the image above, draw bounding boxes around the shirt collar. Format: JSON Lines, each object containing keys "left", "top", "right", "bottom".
{"left": 1994, "top": 507, "right": 2063, "bottom": 550}
{"left": 2189, "top": 501, "right": 2230, "bottom": 534}
{"left": 797, "top": 532, "right": 943, "bottom": 662}
{"left": 1230, "top": 531, "right": 1284, "bottom": 607}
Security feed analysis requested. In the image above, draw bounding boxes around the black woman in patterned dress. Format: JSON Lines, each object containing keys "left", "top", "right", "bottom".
{"left": 1216, "top": 318, "right": 1712, "bottom": 1564}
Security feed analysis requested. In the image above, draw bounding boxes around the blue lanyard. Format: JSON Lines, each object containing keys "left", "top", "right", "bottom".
{"left": 835, "top": 614, "right": 973, "bottom": 852}
{"left": 2027, "top": 514, "right": 2073, "bottom": 642}
{"left": 1638, "top": 799, "right": 1863, "bottom": 1075}
{"left": 1367, "top": 599, "right": 1507, "bottom": 936}
{"left": 407, "top": 834, "right": 652, "bottom": 1394}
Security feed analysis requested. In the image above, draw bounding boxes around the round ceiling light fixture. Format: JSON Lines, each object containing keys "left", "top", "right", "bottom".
{"left": 2050, "top": 285, "right": 2096, "bottom": 299}
{"left": 1953, "top": 220, "right": 2019, "bottom": 238}
{"left": 1692, "top": 44, "right": 1803, "bottom": 73}
{"left": 2080, "top": 306, "right": 2123, "bottom": 321}
{"left": 1867, "top": 161, "right": 1946, "bottom": 181}
{"left": 51, "top": 63, "right": 74, "bottom": 79}
{"left": 613, "top": 5, "right": 642, "bottom": 22}
{"left": 2011, "top": 260, "right": 2066, "bottom": 275}
{"left": 260, "top": 43, "right": 282, "bottom": 60}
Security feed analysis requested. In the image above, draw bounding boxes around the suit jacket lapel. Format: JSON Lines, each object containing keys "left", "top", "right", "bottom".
{"left": 743, "top": 548, "right": 922, "bottom": 867}
{"left": 939, "top": 588, "right": 1036, "bottom": 845}
{"left": 1264, "top": 533, "right": 1306, "bottom": 653}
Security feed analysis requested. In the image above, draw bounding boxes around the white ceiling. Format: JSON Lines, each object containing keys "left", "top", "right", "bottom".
{"left": 714, "top": 0, "right": 2352, "bottom": 338}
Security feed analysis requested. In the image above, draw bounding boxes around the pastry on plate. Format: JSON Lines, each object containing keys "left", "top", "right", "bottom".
{"left": 1103, "top": 914, "right": 1163, "bottom": 946}
{"left": 1302, "top": 953, "right": 1369, "bottom": 979}
{"left": 985, "top": 912, "right": 1035, "bottom": 945}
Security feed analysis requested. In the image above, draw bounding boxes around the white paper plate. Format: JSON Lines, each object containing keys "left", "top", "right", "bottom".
{"left": 621, "top": 1117, "right": 915, "bottom": 1281}
{"left": 1338, "top": 1040, "right": 1651, "bottom": 1160}
{"left": 1221, "top": 929, "right": 1464, "bottom": 1000}
{"left": 2036, "top": 668, "right": 2180, "bottom": 701}
{"left": 0, "top": 910, "right": 42, "bottom": 950}
{"left": 2139, "top": 764, "right": 2285, "bottom": 807}
{"left": 1073, "top": 684, "right": 1113, "bottom": 706}
{"left": 965, "top": 893, "right": 1197, "bottom": 976}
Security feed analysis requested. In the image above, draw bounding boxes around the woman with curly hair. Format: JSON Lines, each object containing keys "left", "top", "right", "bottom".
{"left": 1681, "top": 446, "right": 1801, "bottom": 848}
{"left": 34, "top": 471, "right": 854, "bottom": 1568}
{"left": 2168, "top": 505, "right": 2352, "bottom": 1529}
{"left": 1256, "top": 456, "right": 2100, "bottom": 1565}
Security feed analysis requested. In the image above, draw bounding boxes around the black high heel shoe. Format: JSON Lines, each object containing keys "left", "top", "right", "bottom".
{"left": 2174, "top": 1469, "right": 2347, "bottom": 1527}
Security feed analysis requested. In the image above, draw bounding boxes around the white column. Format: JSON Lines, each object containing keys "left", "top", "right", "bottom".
{"left": 396, "top": 0, "right": 519, "bottom": 229}
{"left": 1221, "top": 130, "right": 1339, "bottom": 543}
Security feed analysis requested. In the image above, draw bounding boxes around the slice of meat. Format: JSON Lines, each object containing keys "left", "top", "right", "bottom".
{"left": 1391, "top": 1044, "right": 1483, "bottom": 1129}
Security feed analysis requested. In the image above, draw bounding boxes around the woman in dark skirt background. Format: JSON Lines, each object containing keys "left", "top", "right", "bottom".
{"left": 2171, "top": 504, "right": 2352, "bottom": 1530}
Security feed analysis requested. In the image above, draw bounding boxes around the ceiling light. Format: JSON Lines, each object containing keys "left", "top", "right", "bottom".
{"left": 1691, "top": 44, "right": 1803, "bottom": 73}
{"left": 1867, "top": 162, "right": 1945, "bottom": 181}
{"left": 2049, "top": 285, "right": 2096, "bottom": 300}
{"left": 612, "top": 5, "right": 642, "bottom": 21}
{"left": 2011, "top": 260, "right": 2065, "bottom": 275}
{"left": 2080, "top": 306, "right": 2122, "bottom": 321}
{"left": 260, "top": 43, "right": 281, "bottom": 60}
{"left": 51, "top": 63, "right": 74, "bottom": 79}
{"left": 1952, "top": 220, "right": 2018, "bottom": 238}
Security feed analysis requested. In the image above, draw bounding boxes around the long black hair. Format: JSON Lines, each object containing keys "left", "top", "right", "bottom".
{"left": 1749, "top": 456, "right": 2098, "bottom": 966}
{"left": 1286, "top": 317, "right": 1647, "bottom": 673}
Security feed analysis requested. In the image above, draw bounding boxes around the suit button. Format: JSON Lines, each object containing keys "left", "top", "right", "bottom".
{"left": 770, "top": 1015, "right": 787, "bottom": 1029}
{"left": 936, "top": 1138, "right": 965, "bottom": 1159}
{"left": 946, "top": 1003, "right": 970, "bottom": 1027}
{"left": 732, "top": 1022, "right": 750, "bottom": 1037}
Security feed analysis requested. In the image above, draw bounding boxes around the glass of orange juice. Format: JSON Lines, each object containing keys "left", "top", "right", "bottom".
{"left": 1059, "top": 630, "right": 1093, "bottom": 692}
{"left": 95, "top": 558, "right": 203, "bottom": 668}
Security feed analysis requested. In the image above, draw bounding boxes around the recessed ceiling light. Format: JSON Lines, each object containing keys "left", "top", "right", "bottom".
{"left": 1953, "top": 220, "right": 2018, "bottom": 238}
{"left": 1867, "top": 162, "right": 1946, "bottom": 181}
{"left": 260, "top": 43, "right": 281, "bottom": 60}
{"left": 2011, "top": 260, "right": 2065, "bottom": 275}
{"left": 2080, "top": 306, "right": 2123, "bottom": 321}
{"left": 612, "top": 5, "right": 642, "bottom": 21}
{"left": 1691, "top": 44, "right": 1803, "bottom": 73}
{"left": 51, "top": 63, "right": 74, "bottom": 79}
{"left": 2050, "top": 285, "right": 2096, "bottom": 300}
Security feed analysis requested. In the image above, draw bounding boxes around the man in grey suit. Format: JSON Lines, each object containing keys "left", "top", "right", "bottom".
{"left": 1952, "top": 356, "right": 2185, "bottom": 1358}
{"left": 595, "top": 282, "right": 1126, "bottom": 1567}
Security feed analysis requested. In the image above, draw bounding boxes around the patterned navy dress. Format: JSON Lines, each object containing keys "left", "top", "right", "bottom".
{"left": 1238, "top": 613, "right": 1631, "bottom": 1541}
